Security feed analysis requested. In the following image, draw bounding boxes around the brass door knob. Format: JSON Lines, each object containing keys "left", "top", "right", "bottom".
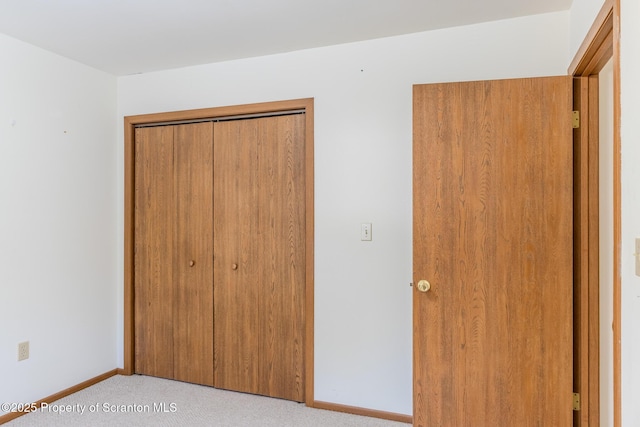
{"left": 232, "top": 263, "right": 238, "bottom": 270}
{"left": 189, "top": 260, "right": 195, "bottom": 267}
{"left": 417, "top": 280, "right": 431, "bottom": 293}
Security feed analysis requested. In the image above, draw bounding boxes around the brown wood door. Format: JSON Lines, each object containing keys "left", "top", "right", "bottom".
{"left": 413, "top": 77, "right": 573, "bottom": 426}
{"left": 172, "top": 123, "right": 214, "bottom": 386}
{"left": 134, "top": 125, "right": 175, "bottom": 379}
{"left": 134, "top": 122, "right": 214, "bottom": 386}
{"left": 213, "top": 114, "right": 306, "bottom": 402}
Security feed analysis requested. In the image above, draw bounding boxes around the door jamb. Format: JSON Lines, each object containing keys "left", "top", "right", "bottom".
{"left": 122, "top": 98, "right": 315, "bottom": 406}
{"left": 569, "top": 0, "right": 620, "bottom": 425}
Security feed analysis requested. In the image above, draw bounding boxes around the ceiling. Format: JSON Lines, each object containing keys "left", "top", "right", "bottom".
{"left": 0, "top": 0, "right": 573, "bottom": 76}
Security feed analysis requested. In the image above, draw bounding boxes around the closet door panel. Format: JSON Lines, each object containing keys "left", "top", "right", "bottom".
{"left": 213, "top": 115, "right": 305, "bottom": 402}
{"left": 255, "top": 115, "right": 305, "bottom": 402}
{"left": 213, "top": 120, "right": 261, "bottom": 393}
{"left": 134, "top": 126, "right": 175, "bottom": 379}
{"left": 173, "top": 122, "right": 215, "bottom": 386}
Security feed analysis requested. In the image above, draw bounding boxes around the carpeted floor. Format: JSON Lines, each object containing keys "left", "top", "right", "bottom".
{"left": 5, "top": 375, "right": 410, "bottom": 426}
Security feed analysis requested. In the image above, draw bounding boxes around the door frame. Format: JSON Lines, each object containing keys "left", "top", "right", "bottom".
{"left": 569, "top": 0, "right": 620, "bottom": 425}
{"left": 122, "top": 98, "right": 315, "bottom": 406}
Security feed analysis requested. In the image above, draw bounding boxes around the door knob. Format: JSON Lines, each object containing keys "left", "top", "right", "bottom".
{"left": 189, "top": 260, "right": 195, "bottom": 267}
{"left": 232, "top": 263, "right": 238, "bottom": 270}
{"left": 417, "top": 280, "right": 431, "bottom": 293}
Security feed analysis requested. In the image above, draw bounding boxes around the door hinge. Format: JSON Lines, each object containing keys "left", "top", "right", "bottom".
{"left": 572, "top": 392, "right": 581, "bottom": 411}
{"left": 572, "top": 111, "right": 580, "bottom": 129}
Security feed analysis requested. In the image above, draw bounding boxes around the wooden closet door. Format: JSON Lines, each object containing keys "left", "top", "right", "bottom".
{"left": 255, "top": 115, "right": 305, "bottom": 400}
{"left": 213, "top": 114, "right": 306, "bottom": 402}
{"left": 213, "top": 118, "right": 260, "bottom": 393}
{"left": 134, "top": 123, "right": 214, "bottom": 386}
{"left": 134, "top": 126, "right": 175, "bottom": 379}
{"left": 173, "top": 122, "right": 214, "bottom": 386}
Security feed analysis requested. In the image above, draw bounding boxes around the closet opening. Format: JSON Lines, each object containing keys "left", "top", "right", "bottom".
{"left": 123, "top": 98, "right": 314, "bottom": 406}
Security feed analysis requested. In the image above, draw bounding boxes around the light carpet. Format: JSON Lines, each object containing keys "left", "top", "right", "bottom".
{"left": 5, "top": 375, "right": 410, "bottom": 426}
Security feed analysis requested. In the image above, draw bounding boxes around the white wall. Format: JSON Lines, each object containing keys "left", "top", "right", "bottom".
{"left": 569, "top": 0, "right": 608, "bottom": 58}
{"left": 117, "top": 12, "right": 569, "bottom": 415}
{"left": 620, "top": 0, "right": 640, "bottom": 425}
{"left": 0, "top": 34, "right": 118, "bottom": 414}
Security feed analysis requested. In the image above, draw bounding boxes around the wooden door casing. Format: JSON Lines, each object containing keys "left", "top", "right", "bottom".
{"left": 124, "top": 98, "right": 314, "bottom": 405}
{"left": 413, "top": 77, "right": 574, "bottom": 426}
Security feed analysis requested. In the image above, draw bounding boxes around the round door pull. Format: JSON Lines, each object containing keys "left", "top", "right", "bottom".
{"left": 189, "top": 260, "right": 195, "bottom": 267}
{"left": 232, "top": 263, "right": 238, "bottom": 270}
{"left": 417, "top": 280, "right": 431, "bottom": 293}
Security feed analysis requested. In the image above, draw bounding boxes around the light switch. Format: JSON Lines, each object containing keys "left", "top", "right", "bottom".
{"left": 636, "top": 238, "right": 640, "bottom": 277}
{"left": 361, "top": 223, "right": 372, "bottom": 241}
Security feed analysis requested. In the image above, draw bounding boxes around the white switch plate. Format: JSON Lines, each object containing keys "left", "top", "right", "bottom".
{"left": 361, "top": 223, "right": 372, "bottom": 241}
{"left": 636, "top": 238, "right": 640, "bottom": 277}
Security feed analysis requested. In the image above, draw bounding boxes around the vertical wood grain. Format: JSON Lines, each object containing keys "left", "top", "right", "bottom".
{"left": 255, "top": 115, "right": 305, "bottom": 402}
{"left": 173, "top": 122, "right": 214, "bottom": 386}
{"left": 572, "top": 77, "right": 585, "bottom": 427}
{"left": 213, "top": 115, "right": 305, "bottom": 402}
{"left": 413, "top": 77, "right": 573, "bottom": 426}
{"left": 123, "top": 119, "right": 135, "bottom": 376}
{"left": 587, "top": 75, "right": 602, "bottom": 427}
{"left": 303, "top": 102, "right": 315, "bottom": 406}
{"left": 213, "top": 118, "right": 261, "bottom": 394}
{"left": 134, "top": 126, "right": 175, "bottom": 379}
{"left": 573, "top": 75, "right": 604, "bottom": 427}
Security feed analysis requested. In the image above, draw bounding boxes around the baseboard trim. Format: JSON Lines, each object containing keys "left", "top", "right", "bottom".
{"left": 312, "top": 400, "right": 412, "bottom": 424}
{"left": 0, "top": 369, "right": 118, "bottom": 425}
